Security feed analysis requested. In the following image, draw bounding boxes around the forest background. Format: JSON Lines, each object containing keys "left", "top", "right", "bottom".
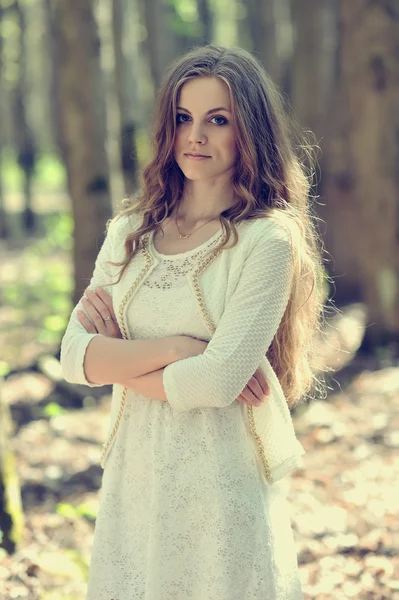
{"left": 0, "top": 0, "right": 398, "bottom": 598}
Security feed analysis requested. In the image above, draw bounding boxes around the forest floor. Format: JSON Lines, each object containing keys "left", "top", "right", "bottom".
{"left": 1, "top": 358, "right": 398, "bottom": 600}
{"left": 1, "top": 221, "right": 399, "bottom": 600}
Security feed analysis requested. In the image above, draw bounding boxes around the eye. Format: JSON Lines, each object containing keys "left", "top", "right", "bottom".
{"left": 176, "top": 113, "right": 191, "bottom": 124}
{"left": 210, "top": 116, "right": 228, "bottom": 125}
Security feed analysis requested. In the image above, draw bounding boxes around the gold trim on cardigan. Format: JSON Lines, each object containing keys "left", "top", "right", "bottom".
{"left": 191, "top": 243, "right": 273, "bottom": 485}
{"left": 100, "top": 231, "right": 272, "bottom": 484}
{"left": 100, "top": 235, "right": 153, "bottom": 468}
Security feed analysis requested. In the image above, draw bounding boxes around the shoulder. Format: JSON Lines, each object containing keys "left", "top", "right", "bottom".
{"left": 106, "top": 209, "right": 143, "bottom": 241}
{"left": 250, "top": 215, "right": 292, "bottom": 249}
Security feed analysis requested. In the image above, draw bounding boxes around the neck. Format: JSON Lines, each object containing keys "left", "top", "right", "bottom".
{"left": 175, "top": 179, "right": 238, "bottom": 226}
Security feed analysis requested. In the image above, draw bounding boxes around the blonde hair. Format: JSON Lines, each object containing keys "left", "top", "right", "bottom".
{"left": 107, "top": 44, "right": 333, "bottom": 409}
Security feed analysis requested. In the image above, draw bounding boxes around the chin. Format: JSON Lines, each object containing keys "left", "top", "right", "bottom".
{"left": 182, "top": 172, "right": 208, "bottom": 181}
{"left": 178, "top": 164, "right": 212, "bottom": 179}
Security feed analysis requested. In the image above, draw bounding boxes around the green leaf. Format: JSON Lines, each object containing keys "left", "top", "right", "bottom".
{"left": 42, "top": 402, "right": 65, "bottom": 418}
{"left": 0, "top": 361, "right": 10, "bottom": 377}
{"left": 55, "top": 502, "right": 78, "bottom": 520}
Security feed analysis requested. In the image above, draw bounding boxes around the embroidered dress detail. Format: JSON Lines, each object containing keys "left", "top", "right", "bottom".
{"left": 59, "top": 213, "right": 304, "bottom": 599}
{"left": 93, "top": 231, "right": 303, "bottom": 598}
{"left": 99, "top": 237, "right": 153, "bottom": 468}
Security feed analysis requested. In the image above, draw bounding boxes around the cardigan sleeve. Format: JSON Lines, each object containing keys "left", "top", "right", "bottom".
{"left": 163, "top": 219, "right": 294, "bottom": 411}
{"left": 59, "top": 215, "right": 123, "bottom": 387}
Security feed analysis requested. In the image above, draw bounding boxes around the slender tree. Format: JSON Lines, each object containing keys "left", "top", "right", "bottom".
{"left": 0, "top": 376, "right": 24, "bottom": 554}
{"left": 0, "top": 5, "right": 8, "bottom": 239}
{"left": 12, "top": 0, "right": 37, "bottom": 232}
{"left": 112, "top": 0, "right": 139, "bottom": 196}
{"left": 242, "top": 0, "right": 287, "bottom": 89}
{"left": 53, "top": 0, "right": 112, "bottom": 306}
{"left": 322, "top": 0, "right": 399, "bottom": 352}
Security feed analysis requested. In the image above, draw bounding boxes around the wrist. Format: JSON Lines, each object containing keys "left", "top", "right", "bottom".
{"left": 169, "top": 336, "right": 183, "bottom": 362}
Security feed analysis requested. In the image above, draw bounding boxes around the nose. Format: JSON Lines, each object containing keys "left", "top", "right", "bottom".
{"left": 187, "top": 122, "right": 207, "bottom": 145}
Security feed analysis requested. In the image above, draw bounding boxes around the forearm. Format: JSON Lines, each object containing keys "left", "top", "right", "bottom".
{"left": 83, "top": 335, "right": 178, "bottom": 386}
{"left": 124, "top": 367, "right": 168, "bottom": 401}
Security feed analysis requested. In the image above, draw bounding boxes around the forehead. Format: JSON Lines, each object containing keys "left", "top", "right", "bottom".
{"left": 177, "top": 76, "right": 231, "bottom": 111}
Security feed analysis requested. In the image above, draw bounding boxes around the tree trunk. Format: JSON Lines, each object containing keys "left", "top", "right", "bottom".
{"left": 290, "top": 0, "right": 336, "bottom": 144}
{"left": 53, "top": 0, "right": 112, "bottom": 307}
{"left": 322, "top": 0, "right": 399, "bottom": 351}
{"left": 12, "top": 0, "right": 37, "bottom": 233}
{"left": 141, "top": 0, "right": 187, "bottom": 90}
{"left": 0, "top": 5, "right": 9, "bottom": 239}
{"left": 0, "top": 377, "right": 24, "bottom": 554}
{"left": 196, "top": 0, "right": 212, "bottom": 43}
{"left": 243, "top": 0, "right": 287, "bottom": 88}
{"left": 43, "top": 0, "right": 64, "bottom": 158}
{"left": 112, "top": 0, "right": 139, "bottom": 197}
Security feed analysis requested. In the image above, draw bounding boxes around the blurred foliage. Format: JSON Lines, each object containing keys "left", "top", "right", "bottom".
{"left": 1, "top": 212, "right": 74, "bottom": 371}
{"left": 0, "top": 360, "right": 10, "bottom": 377}
{"left": 41, "top": 402, "right": 65, "bottom": 418}
{"left": 170, "top": 0, "right": 203, "bottom": 37}
{"left": 56, "top": 500, "right": 98, "bottom": 523}
{"left": 0, "top": 149, "right": 66, "bottom": 192}
{"left": 135, "top": 126, "right": 153, "bottom": 168}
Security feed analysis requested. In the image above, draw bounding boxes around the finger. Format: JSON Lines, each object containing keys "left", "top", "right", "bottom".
{"left": 239, "top": 385, "right": 262, "bottom": 405}
{"left": 236, "top": 393, "right": 250, "bottom": 405}
{"left": 247, "top": 375, "right": 265, "bottom": 400}
{"left": 237, "top": 392, "right": 261, "bottom": 407}
{"left": 84, "top": 289, "right": 112, "bottom": 322}
{"left": 77, "top": 309, "right": 97, "bottom": 334}
{"left": 236, "top": 394, "right": 248, "bottom": 404}
{"left": 83, "top": 294, "right": 122, "bottom": 339}
{"left": 94, "top": 287, "right": 117, "bottom": 323}
{"left": 81, "top": 297, "right": 107, "bottom": 334}
{"left": 254, "top": 368, "right": 270, "bottom": 396}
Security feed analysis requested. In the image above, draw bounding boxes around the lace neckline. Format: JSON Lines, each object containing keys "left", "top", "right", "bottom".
{"left": 149, "top": 227, "right": 224, "bottom": 260}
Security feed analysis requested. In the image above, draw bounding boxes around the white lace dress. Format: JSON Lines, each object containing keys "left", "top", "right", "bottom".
{"left": 86, "top": 230, "right": 303, "bottom": 600}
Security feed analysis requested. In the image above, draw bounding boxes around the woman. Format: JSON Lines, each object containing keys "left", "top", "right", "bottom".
{"left": 60, "top": 44, "right": 328, "bottom": 599}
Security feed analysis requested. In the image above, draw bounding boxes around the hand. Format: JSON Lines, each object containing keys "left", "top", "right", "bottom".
{"left": 176, "top": 336, "right": 270, "bottom": 407}
{"left": 237, "top": 367, "right": 270, "bottom": 407}
{"left": 77, "top": 287, "right": 122, "bottom": 338}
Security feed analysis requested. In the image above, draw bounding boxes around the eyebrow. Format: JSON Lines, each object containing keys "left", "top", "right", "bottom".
{"left": 176, "top": 106, "right": 231, "bottom": 115}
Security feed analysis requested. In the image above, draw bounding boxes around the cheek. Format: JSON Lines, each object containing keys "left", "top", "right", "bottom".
{"left": 223, "top": 131, "right": 237, "bottom": 158}
{"left": 173, "top": 130, "right": 181, "bottom": 149}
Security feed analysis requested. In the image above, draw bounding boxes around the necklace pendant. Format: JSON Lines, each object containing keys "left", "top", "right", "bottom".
{"left": 180, "top": 233, "right": 191, "bottom": 239}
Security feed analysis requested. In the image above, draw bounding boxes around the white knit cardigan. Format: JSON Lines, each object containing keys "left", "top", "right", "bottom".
{"left": 60, "top": 211, "right": 305, "bottom": 485}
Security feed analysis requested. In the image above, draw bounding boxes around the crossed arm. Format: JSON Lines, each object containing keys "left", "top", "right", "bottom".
{"left": 77, "top": 287, "right": 269, "bottom": 406}
{"left": 70, "top": 217, "right": 290, "bottom": 408}
{"left": 124, "top": 367, "right": 169, "bottom": 401}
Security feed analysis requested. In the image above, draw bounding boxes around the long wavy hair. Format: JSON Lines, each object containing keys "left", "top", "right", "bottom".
{"left": 106, "top": 43, "right": 333, "bottom": 409}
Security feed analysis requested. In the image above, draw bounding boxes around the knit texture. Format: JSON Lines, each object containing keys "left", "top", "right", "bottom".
{"left": 60, "top": 218, "right": 120, "bottom": 387}
{"left": 83, "top": 224, "right": 303, "bottom": 599}
{"left": 60, "top": 213, "right": 305, "bottom": 485}
{"left": 162, "top": 216, "right": 305, "bottom": 484}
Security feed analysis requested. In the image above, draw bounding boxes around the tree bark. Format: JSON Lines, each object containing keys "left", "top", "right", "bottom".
{"left": 0, "top": 377, "right": 24, "bottom": 554}
{"left": 141, "top": 0, "right": 187, "bottom": 90}
{"left": 112, "top": 0, "right": 139, "bottom": 196}
{"left": 243, "top": 0, "right": 287, "bottom": 88}
{"left": 196, "top": 0, "right": 212, "bottom": 43}
{"left": 53, "top": 0, "right": 112, "bottom": 307}
{"left": 290, "top": 0, "right": 336, "bottom": 143}
{"left": 322, "top": 0, "right": 399, "bottom": 350}
{"left": 12, "top": 0, "right": 36, "bottom": 232}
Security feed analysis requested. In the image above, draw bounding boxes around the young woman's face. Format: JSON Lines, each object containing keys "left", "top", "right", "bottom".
{"left": 173, "top": 76, "right": 238, "bottom": 182}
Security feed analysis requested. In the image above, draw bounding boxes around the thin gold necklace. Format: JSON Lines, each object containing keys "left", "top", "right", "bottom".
{"left": 174, "top": 212, "right": 218, "bottom": 239}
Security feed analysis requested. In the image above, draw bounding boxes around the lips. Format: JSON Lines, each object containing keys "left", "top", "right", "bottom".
{"left": 185, "top": 152, "right": 211, "bottom": 158}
